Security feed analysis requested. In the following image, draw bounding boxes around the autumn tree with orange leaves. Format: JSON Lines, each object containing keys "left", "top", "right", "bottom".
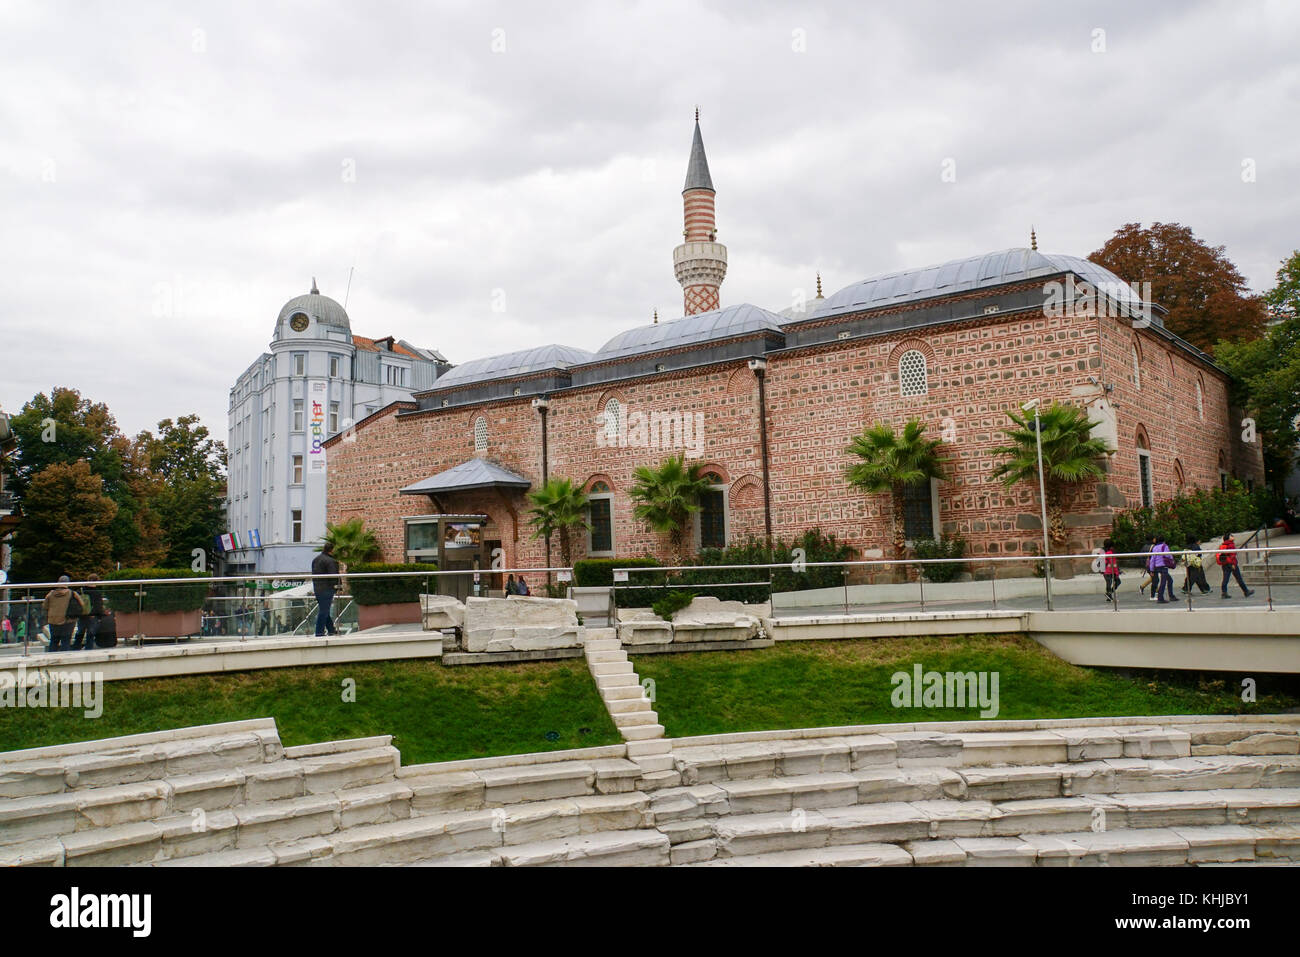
{"left": 1089, "top": 222, "right": 1266, "bottom": 354}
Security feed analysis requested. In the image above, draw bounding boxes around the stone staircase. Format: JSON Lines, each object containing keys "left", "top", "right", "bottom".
{"left": 581, "top": 628, "right": 674, "bottom": 785}
{"left": 2, "top": 716, "right": 1298, "bottom": 867}
{"left": 1240, "top": 564, "right": 1300, "bottom": 586}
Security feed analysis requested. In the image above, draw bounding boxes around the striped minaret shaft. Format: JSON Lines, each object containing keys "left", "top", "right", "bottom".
{"left": 673, "top": 112, "right": 727, "bottom": 315}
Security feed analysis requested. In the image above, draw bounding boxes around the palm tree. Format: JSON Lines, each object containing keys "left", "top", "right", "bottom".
{"left": 319, "top": 518, "right": 380, "bottom": 567}
{"left": 991, "top": 401, "right": 1111, "bottom": 547}
{"left": 628, "top": 454, "right": 714, "bottom": 561}
{"left": 844, "top": 419, "right": 948, "bottom": 563}
{"left": 526, "top": 477, "right": 590, "bottom": 568}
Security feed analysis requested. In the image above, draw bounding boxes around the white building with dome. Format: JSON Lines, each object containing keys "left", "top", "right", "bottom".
{"left": 222, "top": 281, "right": 449, "bottom": 575}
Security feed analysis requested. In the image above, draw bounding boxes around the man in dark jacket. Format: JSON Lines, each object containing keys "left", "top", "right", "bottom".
{"left": 312, "top": 543, "right": 341, "bottom": 636}
{"left": 72, "top": 574, "right": 104, "bottom": 650}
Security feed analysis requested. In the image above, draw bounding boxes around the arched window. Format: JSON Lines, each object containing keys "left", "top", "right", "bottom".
{"left": 1196, "top": 379, "right": 1204, "bottom": 421}
{"left": 695, "top": 472, "right": 727, "bottom": 549}
{"left": 899, "top": 350, "right": 928, "bottom": 397}
{"left": 1132, "top": 344, "right": 1142, "bottom": 389}
{"left": 473, "top": 416, "right": 488, "bottom": 454}
{"left": 1136, "top": 429, "right": 1153, "bottom": 508}
{"left": 1173, "top": 459, "right": 1186, "bottom": 492}
{"left": 602, "top": 398, "right": 622, "bottom": 444}
{"left": 587, "top": 481, "right": 613, "bottom": 556}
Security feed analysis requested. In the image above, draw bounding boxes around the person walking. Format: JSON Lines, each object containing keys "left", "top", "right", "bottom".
{"left": 72, "top": 575, "right": 104, "bottom": 651}
{"left": 1216, "top": 533, "right": 1254, "bottom": 599}
{"left": 1181, "top": 535, "right": 1211, "bottom": 595}
{"left": 1, "top": 616, "right": 11, "bottom": 643}
{"left": 42, "top": 575, "right": 82, "bottom": 653}
{"left": 505, "top": 574, "right": 518, "bottom": 596}
{"left": 1101, "top": 539, "right": 1121, "bottom": 602}
{"left": 312, "top": 543, "right": 341, "bottom": 637}
{"left": 1151, "top": 536, "right": 1175, "bottom": 603}
{"left": 1137, "top": 535, "right": 1157, "bottom": 598}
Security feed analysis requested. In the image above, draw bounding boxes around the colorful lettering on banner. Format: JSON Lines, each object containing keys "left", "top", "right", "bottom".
{"left": 308, "top": 381, "right": 328, "bottom": 473}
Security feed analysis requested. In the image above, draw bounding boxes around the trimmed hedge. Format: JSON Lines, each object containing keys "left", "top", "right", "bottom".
{"left": 605, "top": 529, "right": 855, "bottom": 607}
{"left": 573, "top": 557, "right": 661, "bottom": 586}
{"left": 345, "top": 562, "right": 440, "bottom": 606}
{"left": 574, "top": 557, "right": 665, "bottom": 607}
{"left": 104, "top": 568, "right": 211, "bottom": 614}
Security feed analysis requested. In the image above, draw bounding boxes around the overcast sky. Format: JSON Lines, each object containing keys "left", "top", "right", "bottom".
{"left": 3, "top": 0, "right": 1297, "bottom": 440}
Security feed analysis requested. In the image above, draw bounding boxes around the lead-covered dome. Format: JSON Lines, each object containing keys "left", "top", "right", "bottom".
{"left": 808, "top": 248, "right": 1146, "bottom": 322}
{"left": 431, "top": 343, "right": 596, "bottom": 389}
{"left": 277, "top": 280, "right": 351, "bottom": 334}
{"left": 595, "top": 303, "right": 784, "bottom": 361}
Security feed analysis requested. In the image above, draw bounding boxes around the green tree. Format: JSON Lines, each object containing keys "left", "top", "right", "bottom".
{"left": 844, "top": 419, "right": 948, "bottom": 564}
{"left": 526, "top": 477, "right": 591, "bottom": 568}
{"left": 991, "top": 402, "right": 1111, "bottom": 548}
{"left": 319, "top": 518, "right": 381, "bottom": 567}
{"left": 628, "top": 455, "right": 713, "bottom": 561}
{"left": 8, "top": 387, "right": 164, "bottom": 567}
{"left": 137, "top": 415, "right": 227, "bottom": 568}
{"left": 8, "top": 388, "right": 125, "bottom": 499}
{"left": 9, "top": 460, "right": 117, "bottom": 582}
{"left": 1088, "top": 222, "right": 1266, "bottom": 353}
{"left": 1216, "top": 251, "right": 1300, "bottom": 486}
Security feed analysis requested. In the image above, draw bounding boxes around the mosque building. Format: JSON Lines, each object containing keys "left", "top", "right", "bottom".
{"left": 322, "top": 117, "right": 1263, "bottom": 590}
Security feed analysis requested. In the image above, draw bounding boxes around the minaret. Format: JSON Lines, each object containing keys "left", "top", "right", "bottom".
{"left": 673, "top": 110, "right": 727, "bottom": 315}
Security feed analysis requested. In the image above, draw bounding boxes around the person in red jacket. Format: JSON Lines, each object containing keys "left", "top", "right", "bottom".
{"left": 1101, "top": 538, "right": 1121, "bottom": 603}
{"left": 1216, "top": 533, "right": 1255, "bottom": 599}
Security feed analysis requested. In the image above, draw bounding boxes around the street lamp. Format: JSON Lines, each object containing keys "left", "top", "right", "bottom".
{"left": 1022, "top": 399, "right": 1053, "bottom": 610}
{"left": 747, "top": 357, "right": 773, "bottom": 546}
{"left": 532, "top": 396, "right": 552, "bottom": 588}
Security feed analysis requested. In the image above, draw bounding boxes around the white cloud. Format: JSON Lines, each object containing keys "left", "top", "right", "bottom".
{"left": 1, "top": 0, "right": 1296, "bottom": 439}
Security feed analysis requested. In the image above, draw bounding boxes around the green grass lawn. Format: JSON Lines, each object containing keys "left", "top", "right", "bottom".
{"left": 634, "top": 634, "right": 1300, "bottom": 739}
{"left": 0, "top": 659, "right": 620, "bottom": 765}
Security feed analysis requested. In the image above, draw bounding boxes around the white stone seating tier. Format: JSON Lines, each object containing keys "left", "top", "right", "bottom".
{"left": 2, "top": 716, "right": 1300, "bottom": 867}
{"left": 420, "top": 594, "right": 465, "bottom": 632}
{"left": 460, "top": 596, "right": 582, "bottom": 653}
{"left": 616, "top": 597, "right": 765, "bottom": 644}
{"left": 616, "top": 608, "right": 674, "bottom": 645}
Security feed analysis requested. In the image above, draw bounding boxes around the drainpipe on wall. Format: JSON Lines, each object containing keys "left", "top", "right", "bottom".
{"left": 748, "top": 358, "right": 773, "bottom": 548}
{"left": 532, "top": 396, "right": 551, "bottom": 587}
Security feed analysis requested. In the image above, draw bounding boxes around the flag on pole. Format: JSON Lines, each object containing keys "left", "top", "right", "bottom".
{"left": 248, "top": 529, "right": 263, "bottom": 549}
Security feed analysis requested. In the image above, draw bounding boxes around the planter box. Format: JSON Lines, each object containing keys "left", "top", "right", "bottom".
{"left": 114, "top": 609, "right": 201, "bottom": 639}
{"left": 358, "top": 601, "right": 422, "bottom": 630}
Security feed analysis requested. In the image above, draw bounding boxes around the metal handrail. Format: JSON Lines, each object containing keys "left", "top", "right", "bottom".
{"left": 605, "top": 545, "right": 1299, "bottom": 617}
{"left": 0, "top": 566, "right": 578, "bottom": 591}
{"left": 610, "top": 545, "right": 1300, "bottom": 576}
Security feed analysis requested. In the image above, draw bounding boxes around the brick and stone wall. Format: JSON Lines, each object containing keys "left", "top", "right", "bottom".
{"left": 326, "top": 291, "right": 1262, "bottom": 574}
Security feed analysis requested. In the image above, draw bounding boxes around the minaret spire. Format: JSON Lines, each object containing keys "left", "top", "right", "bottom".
{"left": 310, "top": 276, "right": 319, "bottom": 294}
{"left": 674, "top": 112, "right": 727, "bottom": 315}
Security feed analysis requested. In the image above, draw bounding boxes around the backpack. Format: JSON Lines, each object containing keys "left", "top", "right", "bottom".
{"left": 66, "top": 591, "right": 85, "bottom": 618}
